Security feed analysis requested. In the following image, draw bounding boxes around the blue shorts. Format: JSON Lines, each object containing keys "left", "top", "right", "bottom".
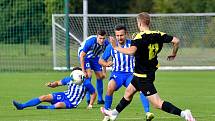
{"left": 84, "top": 57, "right": 102, "bottom": 72}
{"left": 109, "top": 71, "right": 133, "bottom": 91}
{"left": 51, "top": 92, "right": 75, "bottom": 109}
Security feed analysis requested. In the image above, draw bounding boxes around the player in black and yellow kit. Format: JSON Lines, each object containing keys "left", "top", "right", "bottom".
{"left": 100, "top": 12, "right": 196, "bottom": 121}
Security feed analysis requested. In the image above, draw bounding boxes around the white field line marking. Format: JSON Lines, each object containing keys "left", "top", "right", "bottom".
{"left": 47, "top": 114, "right": 215, "bottom": 121}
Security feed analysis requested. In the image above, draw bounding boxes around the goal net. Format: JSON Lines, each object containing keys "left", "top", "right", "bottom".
{"left": 52, "top": 13, "right": 215, "bottom": 70}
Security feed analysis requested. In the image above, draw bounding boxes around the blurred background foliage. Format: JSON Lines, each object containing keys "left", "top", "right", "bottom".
{"left": 0, "top": 0, "right": 214, "bottom": 44}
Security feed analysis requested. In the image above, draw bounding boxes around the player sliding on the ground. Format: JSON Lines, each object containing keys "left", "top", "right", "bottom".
{"left": 12, "top": 67, "right": 97, "bottom": 110}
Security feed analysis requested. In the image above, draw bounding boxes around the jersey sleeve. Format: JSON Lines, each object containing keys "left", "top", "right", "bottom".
{"left": 101, "top": 44, "right": 112, "bottom": 61}
{"left": 159, "top": 32, "right": 173, "bottom": 43}
{"left": 82, "top": 39, "right": 94, "bottom": 53}
{"left": 104, "top": 39, "right": 110, "bottom": 46}
{"left": 61, "top": 76, "right": 72, "bottom": 85}
{"left": 131, "top": 33, "right": 142, "bottom": 47}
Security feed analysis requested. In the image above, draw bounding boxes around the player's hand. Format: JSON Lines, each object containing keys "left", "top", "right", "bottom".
{"left": 167, "top": 54, "right": 176, "bottom": 61}
{"left": 102, "top": 72, "right": 106, "bottom": 79}
{"left": 82, "top": 69, "right": 89, "bottom": 78}
{"left": 106, "top": 61, "right": 113, "bottom": 67}
{"left": 87, "top": 104, "right": 93, "bottom": 109}
{"left": 109, "top": 36, "right": 117, "bottom": 48}
{"left": 132, "top": 32, "right": 138, "bottom": 39}
{"left": 45, "top": 82, "right": 54, "bottom": 88}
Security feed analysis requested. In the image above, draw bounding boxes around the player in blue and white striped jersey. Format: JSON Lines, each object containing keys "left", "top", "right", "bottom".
{"left": 99, "top": 25, "right": 154, "bottom": 121}
{"left": 78, "top": 30, "right": 109, "bottom": 104}
{"left": 12, "top": 67, "right": 96, "bottom": 110}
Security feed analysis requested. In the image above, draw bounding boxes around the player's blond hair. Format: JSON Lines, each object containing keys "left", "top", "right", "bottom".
{"left": 137, "top": 12, "right": 150, "bottom": 26}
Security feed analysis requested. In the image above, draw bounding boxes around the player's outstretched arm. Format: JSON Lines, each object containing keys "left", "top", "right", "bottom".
{"left": 109, "top": 36, "right": 137, "bottom": 55}
{"left": 167, "top": 37, "right": 180, "bottom": 61}
{"left": 45, "top": 81, "right": 62, "bottom": 88}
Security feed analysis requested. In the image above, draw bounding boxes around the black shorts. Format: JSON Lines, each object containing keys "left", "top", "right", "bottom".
{"left": 131, "top": 71, "right": 157, "bottom": 96}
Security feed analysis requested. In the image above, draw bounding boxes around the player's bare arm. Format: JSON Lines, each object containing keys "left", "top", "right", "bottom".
{"left": 99, "top": 58, "right": 113, "bottom": 67}
{"left": 167, "top": 37, "right": 180, "bottom": 61}
{"left": 80, "top": 51, "right": 88, "bottom": 77}
{"left": 109, "top": 36, "right": 137, "bottom": 55}
{"left": 45, "top": 80, "right": 62, "bottom": 88}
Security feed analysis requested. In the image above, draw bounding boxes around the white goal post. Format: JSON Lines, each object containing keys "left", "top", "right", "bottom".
{"left": 52, "top": 13, "right": 215, "bottom": 70}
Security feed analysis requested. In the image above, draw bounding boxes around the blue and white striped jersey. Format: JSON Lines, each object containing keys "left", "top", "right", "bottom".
{"left": 61, "top": 77, "right": 86, "bottom": 107}
{"left": 78, "top": 35, "right": 109, "bottom": 59}
{"left": 101, "top": 39, "right": 135, "bottom": 72}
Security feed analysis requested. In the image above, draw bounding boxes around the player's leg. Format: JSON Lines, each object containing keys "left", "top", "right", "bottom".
{"left": 12, "top": 94, "right": 52, "bottom": 110}
{"left": 124, "top": 74, "right": 151, "bottom": 113}
{"left": 147, "top": 93, "right": 195, "bottom": 121}
{"left": 102, "top": 72, "right": 123, "bottom": 121}
{"left": 95, "top": 71, "right": 104, "bottom": 104}
{"left": 104, "top": 79, "right": 116, "bottom": 109}
{"left": 85, "top": 68, "right": 93, "bottom": 104}
{"left": 101, "top": 83, "right": 138, "bottom": 121}
{"left": 92, "top": 57, "right": 105, "bottom": 104}
{"left": 83, "top": 59, "right": 93, "bottom": 104}
{"left": 36, "top": 92, "right": 72, "bottom": 109}
{"left": 144, "top": 71, "right": 195, "bottom": 121}
{"left": 36, "top": 102, "right": 66, "bottom": 109}
{"left": 83, "top": 78, "right": 97, "bottom": 108}
{"left": 139, "top": 92, "right": 150, "bottom": 113}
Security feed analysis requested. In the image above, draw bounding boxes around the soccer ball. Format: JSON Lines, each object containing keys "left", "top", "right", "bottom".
{"left": 70, "top": 70, "right": 85, "bottom": 85}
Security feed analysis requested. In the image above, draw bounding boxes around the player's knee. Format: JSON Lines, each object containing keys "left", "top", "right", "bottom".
{"left": 151, "top": 100, "right": 163, "bottom": 109}
{"left": 124, "top": 91, "right": 134, "bottom": 101}
{"left": 55, "top": 102, "right": 66, "bottom": 109}
{"left": 39, "top": 94, "right": 51, "bottom": 102}
{"left": 106, "top": 87, "right": 114, "bottom": 96}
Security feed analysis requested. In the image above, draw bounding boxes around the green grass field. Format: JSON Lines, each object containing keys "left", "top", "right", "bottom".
{"left": 0, "top": 71, "right": 214, "bottom": 121}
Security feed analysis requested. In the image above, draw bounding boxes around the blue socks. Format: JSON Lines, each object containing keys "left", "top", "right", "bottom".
{"left": 36, "top": 105, "right": 55, "bottom": 109}
{"left": 22, "top": 98, "right": 41, "bottom": 108}
{"left": 85, "top": 91, "right": 90, "bottom": 104}
{"left": 104, "top": 95, "right": 113, "bottom": 109}
{"left": 96, "top": 79, "right": 103, "bottom": 101}
{"left": 85, "top": 77, "right": 92, "bottom": 103}
{"left": 139, "top": 92, "right": 150, "bottom": 113}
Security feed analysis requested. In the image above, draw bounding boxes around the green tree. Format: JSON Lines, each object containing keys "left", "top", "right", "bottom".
{"left": 152, "top": 0, "right": 215, "bottom": 13}
{"left": 0, "top": 0, "right": 46, "bottom": 44}
{"left": 127, "top": 0, "right": 154, "bottom": 13}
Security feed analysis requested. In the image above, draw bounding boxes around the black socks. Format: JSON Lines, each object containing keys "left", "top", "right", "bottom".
{"left": 161, "top": 101, "right": 182, "bottom": 116}
{"left": 116, "top": 97, "right": 131, "bottom": 113}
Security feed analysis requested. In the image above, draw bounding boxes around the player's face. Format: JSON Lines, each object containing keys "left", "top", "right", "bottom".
{"left": 97, "top": 35, "right": 106, "bottom": 45}
{"left": 115, "top": 29, "right": 126, "bottom": 45}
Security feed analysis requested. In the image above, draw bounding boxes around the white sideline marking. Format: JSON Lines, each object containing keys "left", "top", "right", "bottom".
{"left": 51, "top": 114, "right": 215, "bottom": 121}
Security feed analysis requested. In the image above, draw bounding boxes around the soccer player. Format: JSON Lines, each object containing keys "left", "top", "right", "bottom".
{"left": 99, "top": 24, "right": 154, "bottom": 121}
{"left": 12, "top": 67, "right": 96, "bottom": 110}
{"left": 101, "top": 12, "right": 196, "bottom": 121}
{"left": 78, "top": 30, "right": 109, "bottom": 104}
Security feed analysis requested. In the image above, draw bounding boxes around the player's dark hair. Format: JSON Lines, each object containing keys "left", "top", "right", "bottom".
{"left": 97, "top": 30, "right": 106, "bottom": 36}
{"left": 71, "top": 67, "right": 82, "bottom": 71}
{"left": 115, "top": 24, "right": 127, "bottom": 31}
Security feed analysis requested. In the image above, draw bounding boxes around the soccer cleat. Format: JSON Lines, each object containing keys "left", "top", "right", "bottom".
{"left": 12, "top": 100, "right": 23, "bottom": 110}
{"left": 102, "top": 116, "right": 110, "bottom": 121}
{"left": 100, "top": 107, "right": 118, "bottom": 121}
{"left": 97, "top": 100, "right": 105, "bottom": 104}
{"left": 146, "top": 112, "right": 155, "bottom": 121}
{"left": 182, "top": 109, "right": 196, "bottom": 121}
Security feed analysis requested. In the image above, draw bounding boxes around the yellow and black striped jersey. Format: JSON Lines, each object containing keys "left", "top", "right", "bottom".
{"left": 131, "top": 30, "right": 173, "bottom": 74}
